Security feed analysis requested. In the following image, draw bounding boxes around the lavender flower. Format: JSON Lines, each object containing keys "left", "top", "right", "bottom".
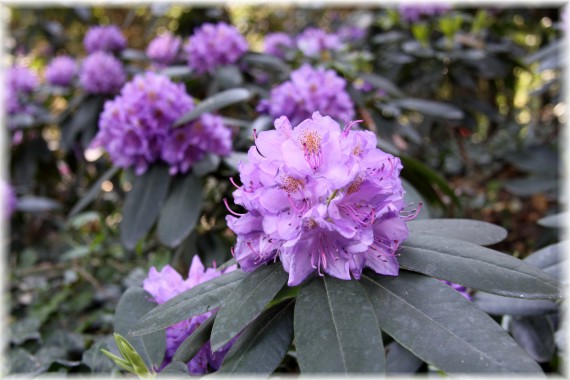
{"left": 79, "top": 52, "right": 126, "bottom": 95}
{"left": 83, "top": 25, "right": 127, "bottom": 53}
{"left": 337, "top": 26, "right": 366, "bottom": 43}
{"left": 6, "top": 65, "right": 39, "bottom": 115}
{"left": 263, "top": 32, "right": 294, "bottom": 59}
{"left": 146, "top": 32, "right": 182, "bottom": 66}
{"left": 260, "top": 64, "right": 355, "bottom": 125}
{"left": 90, "top": 72, "right": 231, "bottom": 175}
{"left": 2, "top": 181, "right": 17, "bottom": 219}
{"left": 441, "top": 280, "right": 471, "bottom": 300}
{"left": 184, "top": 22, "right": 248, "bottom": 74}
{"left": 399, "top": 4, "right": 451, "bottom": 22}
{"left": 45, "top": 56, "right": 78, "bottom": 87}
{"left": 143, "top": 256, "right": 237, "bottom": 374}
{"left": 296, "top": 27, "right": 341, "bottom": 58}
{"left": 226, "top": 112, "right": 419, "bottom": 286}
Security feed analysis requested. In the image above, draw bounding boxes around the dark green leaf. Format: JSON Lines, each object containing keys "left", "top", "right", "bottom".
{"left": 69, "top": 166, "right": 120, "bottom": 217}
{"left": 402, "top": 179, "right": 429, "bottom": 220}
{"left": 399, "top": 234, "right": 560, "bottom": 300}
{"left": 121, "top": 48, "right": 149, "bottom": 61}
{"left": 386, "top": 341, "right": 423, "bottom": 374}
{"left": 473, "top": 291, "right": 558, "bottom": 316}
{"left": 510, "top": 315, "right": 555, "bottom": 363}
{"left": 538, "top": 213, "right": 567, "bottom": 229}
{"left": 241, "top": 52, "right": 291, "bottom": 72}
{"left": 362, "top": 271, "right": 543, "bottom": 373}
{"left": 60, "top": 95, "right": 105, "bottom": 152}
{"left": 158, "top": 361, "right": 189, "bottom": 376}
{"left": 131, "top": 270, "right": 247, "bottom": 336}
{"left": 393, "top": 98, "right": 464, "bottom": 120}
{"left": 173, "top": 312, "right": 217, "bottom": 363}
{"left": 216, "top": 301, "right": 294, "bottom": 374}
{"left": 174, "top": 88, "right": 253, "bottom": 127}
{"left": 295, "top": 277, "right": 385, "bottom": 373}
{"left": 120, "top": 165, "right": 171, "bottom": 250}
{"left": 504, "top": 146, "right": 559, "bottom": 174}
{"left": 359, "top": 73, "right": 403, "bottom": 97}
{"left": 10, "top": 317, "right": 41, "bottom": 345}
{"left": 114, "top": 287, "right": 165, "bottom": 369}
{"left": 408, "top": 219, "right": 507, "bottom": 246}
{"left": 82, "top": 336, "right": 117, "bottom": 373}
{"left": 157, "top": 174, "right": 202, "bottom": 248}
{"left": 211, "top": 264, "right": 288, "bottom": 351}
{"left": 16, "top": 196, "right": 61, "bottom": 213}
{"left": 503, "top": 177, "right": 558, "bottom": 197}
{"left": 223, "top": 152, "right": 249, "bottom": 172}
{"left": 9, "top": 348, "right": 45, "bottom": 374}
{"left": 524, "top": 241, "right": 568, "bottom": 280}
{"left": 159, "top": 65, "right": 193, "bottom": 79}
{"left": 215, "top": 65, "right": 244, "bottom": 89}
{"left": 192, "top": 153, "right": 221, "bottom": 177}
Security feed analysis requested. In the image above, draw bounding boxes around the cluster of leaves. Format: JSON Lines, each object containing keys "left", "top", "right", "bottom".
{"left": 7, "top": 5, "right": 563, "bottom": 376}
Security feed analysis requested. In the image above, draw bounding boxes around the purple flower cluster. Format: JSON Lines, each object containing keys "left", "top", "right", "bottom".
{"left": 226, "top": 112, "right": 417, "bottom": 286}
{"left": 143, "top": 256, "right": 237, "bottom": 374}
{"left": 337, "top": 26, "right": 366, "bottom": 43}
{"left": 2, "top": 181, "right": 17, "bottom": 219}
{"left": 45, "top": 56, "right": 78, "bottom": 87}
{"left": 79, "top": 52, "right": 126, "bottom": 95}
{"left": 263, "top": 33, "right": 294, "bottom": 59}
{"left": 296, "top": 27, "right": 341, "bottom": 58}
{"left": 399, "top": 4, "right": 451, "bottom": 22}
{"left": 91, "top": 72, "right": 232, "bottom": 175}
{"left": 83, "top": 25, "right": 127, "bottom": 53}
{"left": 441, "top": 280, "right": 471, "bottom": 300}
{"left": 6, "top": 65, "right": 39, "bottom": 115}
{"left": 184, "top": 22, "right": 248, "bottom": 74}
{"left": 146, "top": 32, "right": 182, "bottom": 66}
{"left": 259, "top": 64, "right": 355, "bottom": 125}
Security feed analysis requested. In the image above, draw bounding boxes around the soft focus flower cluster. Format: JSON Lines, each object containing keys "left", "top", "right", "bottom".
{"left": 226, "top": 112, "right": 415, "bottom": 286}
{"left": 399, "top": 4, "right": 451, "bottom": 22}
{"left": 91, "top": 72, "right": 232, "bottom": 175}
{"left": 2, "top": 181, "right": 17, "bottom": 219}
{"left": 79, "top": 52, "right": 126, "bottom": 94}
{"left": 296, "top": 27, "right": 342, "bottom": 58}
{"left": 6, "top": 65, "right": 39, "bottom": 115}
{"left": 83, "top": 25, "right": 127, "bottom": 53}
{"left": 143, "top": 256, "right": 237, "bottom": 374}
{"left": 146, "top": 32, "right": 182, "bottom": 66}
{"left": 184, "top": 22, "right": 248, "bottom": 74}
{"left": 258, "top": 64, "right": 355, "bottom": 125}
{"left": 45, "top": 56, "right": 78, "bottom": 87}
{"left": 263, "top": 32, "right": 294, "bottom": 59}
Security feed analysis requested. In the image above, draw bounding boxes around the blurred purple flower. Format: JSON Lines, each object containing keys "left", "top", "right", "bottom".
{"left": 184, "top": 22, "right": 248, "bottom": 74}
{"left": 259, "top": 64, "right": 354, "bottom": 125}
{"left": 79, "top": 52, "right": 126, "bottom": 94}
{"left": 337, "top": 26, "right": 366, "bottom": 42}
{"left": 83, "top": 25, "right": 127, "bottom": 53}
{"left": 441, "top": 280, "right": 471, "bottom": 300}
{"left": 6, "top": 65, "right": 39, "bottom": 115}
{"left": 353, "top": 78, "right": 374, "bottom": 92}
{"left": 263, "top": 32, "right": 294, "bottom": 59}
{"left": 146, "top": 32, "right": 182, "bottom": 66}
{"left": 45, "top": 56, "right": 78, "bottom": 87}
{"left": 91, "top": 72, "right": 231, "bottom": 175}
{"left": 399, "top": 4, "right": 451, "bottom": 22}
{"left": 143, "top": 255, "right": 237, "bottom": 374}
{"left": 2, "top": 181, "right": 17, "bottom": 219}
{"left": 226, "top": 112, "right": 417, "bottom": 286}
{"left": 296, "top": 27, "right": 341, "bottom": 58}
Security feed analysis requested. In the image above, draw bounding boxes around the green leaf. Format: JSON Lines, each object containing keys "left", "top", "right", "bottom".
{"left": 121, "top": 48, "right": 149, "bottom": 61}
{"left": 157, "top": 174, "right": 202, "bottom": 248}
{"left": 130, "top": 270, "right": 247, "bottom": 336}
{"left": 215, "top": 301, "right": 294, "bottom": 374}
{"left": 111, "top": 333, "right": 155, "bottom": 378}
{"left": 174, "top": 88, "right": 253, "bottom": 127}
{"left": 69, "top": 166, "right": 120, "bottom": 217}
{"left": 524, "top": 241, "right": 568, "bottom": 280}
{"left": 538, "top": 212, "right": 567, "bottom": 229}
{"left": 114, "top": 288, "right": 165, "bottom": 370}
{"left": 120, "top": 165, "right": 171, "bottom": 250}
{"left": 158, "top": 65, "right": 193, "bottom": 79}
{"left": 223, "top": 152, "right": 249, "bottom": 172}
{"left": 16, "top": 196, "right": 61, "bottom": 213}
{"left": 503, "top": 177, "right": 558, "bottom": 197}
{"left": 157, "top": 361, "right": 188, "bottom": 376}
{"left": 510, "top": 315, "right": 555, "bottom": 363}
{"left": 399, "top": 234, "right": 560, "bottom": 300}
{"left": 408, "top": 219, "right": 507, "bottom": 246}
{"left": 402, "top": 179, "right": 430, "bottom": 220}
{"left": 241, "top": 52, "right": 291, "bottom": 72}
{"left": 60, "top": 95, "right": 105, "bottom": 152}
{"left": 359, "top": 73, "right": 403, "bottom": 97}
{"left": 386, "top": 341, "right": 423, "bottom": 374}
{"left": 210, "top": 264, "right": 288, "bottom": 351}
{"left": 172, "top": 312, "right": 217, "bottom": 363}
{"left": 362, "top": 271, "right": 543, "bottom": 373}
{"left": 295, "top": 277, "right": 385, "bottom": 373}
{"left": 393, "top": 98, "right": 464, "bottom": 120}
{"left": 473, "top": 292, "right": 558, "bottom": 317}
{"left": 192, "top": 153, "right": 221, "bottom": 177}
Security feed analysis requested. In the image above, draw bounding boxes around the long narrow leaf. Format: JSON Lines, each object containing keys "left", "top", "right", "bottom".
{"left": 362, "top": 271, "right": 543, "bottom": 374}
{"left": 407, "top": 219, "right": 507, "bottom": 246}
